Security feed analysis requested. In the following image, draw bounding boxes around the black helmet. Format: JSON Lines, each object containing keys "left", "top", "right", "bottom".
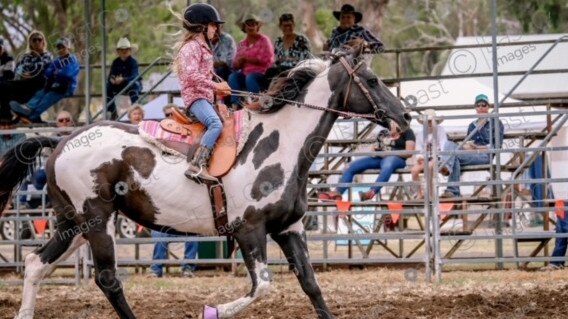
{"left": 183, "top": 3, "right": 225, "bottom": 26}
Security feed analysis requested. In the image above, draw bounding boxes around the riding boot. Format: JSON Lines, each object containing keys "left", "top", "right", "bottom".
{"left": 185, "top": 145, "right": 218, "bottom": 182}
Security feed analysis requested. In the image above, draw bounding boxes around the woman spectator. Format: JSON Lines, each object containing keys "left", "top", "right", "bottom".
{"left": 228, "top": 14, "right": 274, "bottom": 109}
{"left": 0, "top": 38, "right": 15, "bottom": 81}
{"left": 266, "top": 13, "right": 311, "bottom": 80}
{"left": 10, "top": 37, "right": 80, "bottom": 124}
{"left": 0, "top": 31, "right": 52, "bottom": 121}
{"left": 127, "top": 104, "right": 144, "bottom": 125}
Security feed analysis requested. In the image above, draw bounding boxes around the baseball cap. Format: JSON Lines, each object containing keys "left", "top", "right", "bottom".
{"left": 475, "top": 94, "right": 489, "bottom": 104}
{"left": 55, "top": 37, "right": 72, "bottom": 49}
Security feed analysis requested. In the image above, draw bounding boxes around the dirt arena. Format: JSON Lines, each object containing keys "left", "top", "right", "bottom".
{"left": 1, "top": 268, "right": 567, "bottom": 318}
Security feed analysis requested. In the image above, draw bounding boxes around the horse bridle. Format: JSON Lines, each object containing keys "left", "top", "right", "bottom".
{"left": 338, "top": 56, "right": 386, "bottom": 122}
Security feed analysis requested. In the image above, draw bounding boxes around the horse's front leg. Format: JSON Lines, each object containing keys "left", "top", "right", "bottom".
{"left": 204, "top": 226, "right": 271, "bottom": 319}
{"left": 271, "top": 221, "right": 334, "bottom": 319}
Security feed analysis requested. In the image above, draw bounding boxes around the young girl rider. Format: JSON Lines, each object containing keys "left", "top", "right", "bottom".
{"left": 172, "top": 3, "right": 231, "bottom": 182}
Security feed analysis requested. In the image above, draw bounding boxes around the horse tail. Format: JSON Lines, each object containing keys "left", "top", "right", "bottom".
{"left": 0, "top": 137, "right": 60, "bottom": 214}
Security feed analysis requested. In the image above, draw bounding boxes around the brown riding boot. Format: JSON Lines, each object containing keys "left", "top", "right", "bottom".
{"left": 185, "top": 145, "right": 218, "bottom": 182}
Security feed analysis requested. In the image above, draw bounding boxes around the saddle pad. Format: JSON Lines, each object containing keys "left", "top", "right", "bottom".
{"left": 138, "top": 109, "right": 251, "bottom": 158}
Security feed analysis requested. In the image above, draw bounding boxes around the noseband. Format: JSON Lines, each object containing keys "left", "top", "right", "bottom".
{"left": 338, "top": 56, "right": 386, "bottom": 122}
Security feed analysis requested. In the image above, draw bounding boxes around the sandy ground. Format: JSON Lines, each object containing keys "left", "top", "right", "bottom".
{"left": 1, "top": 268, "right": 568, "bottom": 319}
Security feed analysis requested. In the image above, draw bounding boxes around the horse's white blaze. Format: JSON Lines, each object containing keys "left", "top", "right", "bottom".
{"left": 216, "top": 261, "right": 271, "bottom": 318}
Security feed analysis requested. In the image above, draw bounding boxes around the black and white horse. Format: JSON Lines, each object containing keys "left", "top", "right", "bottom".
{"left": 0, "top": 45, "right": 409, "bottom": 319}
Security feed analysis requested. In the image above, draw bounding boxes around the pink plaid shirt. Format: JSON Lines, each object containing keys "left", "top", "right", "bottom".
{"left": 177, "top": 37, "right": 216, "bottom": 108}
{"left": 233, "top": 34, "right": 274, "bottom": 75}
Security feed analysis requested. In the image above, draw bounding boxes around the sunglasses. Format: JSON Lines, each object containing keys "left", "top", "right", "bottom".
{"left": 475, "top": 103, "right": 489, "bottom": 108}
{"left": 32, "top": 38, "right": 44, "bottom": 43}
{"left": 57, "top": 117, "right": 71, "bottom": 123}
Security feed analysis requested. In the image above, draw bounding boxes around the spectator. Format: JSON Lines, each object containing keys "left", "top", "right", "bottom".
{"left": 106, "top": 37, "right": 142, "bottom": 120}
{"left": 149, "top": 230, "right": 198, "bottom": 278}
{"left": 173, "top": 3, "right": 231, "bottom": 182}
{"left": 266, "top": 13, "right": 311, "bottom": 80}
{"left": 540, "top": 202, "right": 568, "bottom": 271}
{"left": 10, "top": 37, "right": 80, "bottom": 124}
{"left": 0, "top": 30, "right": 52, "bottom": 121}
{"left": 439, "top": 94, "right": 504, "bottom": 198}
{"left": 324, "top": 4, "right": 384, "bottom": 53}
{"left": 0, "top": 38, "right": 15, "bottom": 81}
{"left": 127, "top": 104, "right": 144, "bottom": 125}
{"left": 54, "top": 110, "right": 75, "bottom": 136}
{"left": 319, "top": 128, "right": 416, "bottom": 202}
{"left": 411, "top": 109, "right": 448, "bottom": 200}
{"left": 212, "top": 28, "right": 236, "bottom": 82}
{"left": 228, "top": 13, "right": 274, "bottom": 109}
{"left": 0, "top": 119, "right": 26, "bottom": 156}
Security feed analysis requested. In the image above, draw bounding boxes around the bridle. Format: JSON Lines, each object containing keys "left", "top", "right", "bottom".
{"left": 224, "top": 55, "right": 387, "bottom": 123}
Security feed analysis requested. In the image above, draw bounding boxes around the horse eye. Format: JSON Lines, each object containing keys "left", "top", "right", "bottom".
{"left": 367, "top": 78, "right": 378, "bottom": 87}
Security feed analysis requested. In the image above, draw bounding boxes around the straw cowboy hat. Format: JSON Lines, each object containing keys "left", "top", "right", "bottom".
{"left": 417, "top": 109, "right": 444, "bottom": 124}
{"left": 237, "top": 13, "right": 263, "bottom": 32}
{"left": 116, "top": 37, "right": 132, "bottom": 49}
{"left": 333, "top": 4, "right": 363, "bottom": 24}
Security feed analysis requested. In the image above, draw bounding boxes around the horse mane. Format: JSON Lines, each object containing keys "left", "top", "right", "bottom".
{"left": 262, "top": 59, "right": 328, "bottom": 112}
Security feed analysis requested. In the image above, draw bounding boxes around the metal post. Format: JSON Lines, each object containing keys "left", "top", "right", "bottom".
{"left": 490, "top": 0, "right": 504, "bottom": 269}
{"left": 101, "top": 0, "right": 108, "bottom": 120}
{"left": 84, "top": 0, "right": 92, "bottom": 124}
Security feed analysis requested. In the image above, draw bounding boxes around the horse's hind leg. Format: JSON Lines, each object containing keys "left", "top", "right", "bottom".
{"left": 209, "top": 227, "right": 271, "bottom": 318}
{"left": 271, "top": 221, "right": 334, "bottom": 319}
{"left": 85, "top": 211, "right": 135, "bottom": 319}
{"left": 16, "top": 218, "right": 87, "bottom": 319}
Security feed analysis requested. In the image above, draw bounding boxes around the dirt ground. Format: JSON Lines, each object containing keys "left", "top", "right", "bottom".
{"left": 1, "top": 268, "right": 568, "bottom": 319}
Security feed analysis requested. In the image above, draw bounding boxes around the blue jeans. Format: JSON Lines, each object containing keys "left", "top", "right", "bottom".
{"left": 27, "top": 89, "right": 65, "bottom": 122}
{"left": 189, "top": 99, "right": 223, "bottom": 150}
{"left": 551, "top": 207, "right": 568, "bottom": 266}
{"left": 150, "top": 230, "right": 198, "bottom": 277}
{"left": 337, "top": 156, "right": 406, "bottom": 195}
{"left": 441, "top": 141, "right": 490, "bottom": 196}
{"left": 228, "top": 71, "right": 266, "bottom": 105}
{"left": 528, "top": 153, "right": 554, "bottom": 208}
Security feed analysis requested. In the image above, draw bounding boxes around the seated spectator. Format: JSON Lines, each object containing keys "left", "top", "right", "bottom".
{"left": 10, "top": 37, "right": 80, "bottom": 124}
{"left": 324, "top": 4, "right": 384, "bottom": 53}
{"left": 0, "top": 38, "right": 15, "bottom": 81}
{"left": 411, "top": 109, "right": 448, "bottom": 199}
{"left": 0, "top": 31, "right": 52, "bottom": 121}
{"left": 228, "top": 14, "right": 274, "bottom": 109}
{"left": 54, "top": 110, "right": 75, "bottom": 136}
{"left": 212, "top": 29, "right": 236, "bottom": 82}
{"left": 106, "top": 37, "right": 142, "bottom": 120}
{"left": 319, "top": 128, "right": 416, "bottom": 201}
{"left": 266, "top": 13, "right": 311, "bottom": 80}
{"left": 127, "top": 104, "right": 144, "bottom": 125}
{"left": 540, "top": 201, "right": 567, "bottom": 271}
{"left": 439, "top": 94, "right": 504, "bottom": 198}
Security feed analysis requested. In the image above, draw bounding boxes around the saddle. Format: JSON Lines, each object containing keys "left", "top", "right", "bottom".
{"left": 157, "top": 105, "right": 237, "bottom": 177}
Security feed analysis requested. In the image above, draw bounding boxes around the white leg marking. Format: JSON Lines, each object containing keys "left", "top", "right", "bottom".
{"left": 216, "top": 261, "right": 271, "bottom": 318}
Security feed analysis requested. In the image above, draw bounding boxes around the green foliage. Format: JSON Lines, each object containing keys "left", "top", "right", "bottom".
{"left": 315, "top": 8, "right": 335, "bottom": 38}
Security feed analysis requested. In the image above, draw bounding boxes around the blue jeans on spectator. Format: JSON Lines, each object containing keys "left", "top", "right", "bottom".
{"left": 215, "top": 66, "right": 232, "bottom": 82}
{"left": 26, "top": 89, "right": 65, "bottom": 122}
{"left": 441, "top": 141, "right": 490, "bottom": 196}
{"left": 150, "top": 230, "right": 198, "bottom": 277}
{"left": 189, "top": 99, "right": 223, "bottom": 150}
{"left": 551, "top": 207, "right": 568, "bottom": 266}
{"left": 336, "top": 156, "right": 406, "bottom": 195}
{"left": 228, "top": 71, "right": 266, "bottom": 105}
{"left": 105, "top": 81, "right": 141, "bottom": 119}
{"left": 528, "top": 153, "right": 554, "bottom": 208}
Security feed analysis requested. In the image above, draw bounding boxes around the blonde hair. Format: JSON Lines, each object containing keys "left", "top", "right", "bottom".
{"left": 27, "top": 30, "right": 47, "bottom": 53}
{"left": 127, "top": 104, "right": 145, "bottom": 119}
{"left": 169, "top": 6, "right": 204, "bottom": 77}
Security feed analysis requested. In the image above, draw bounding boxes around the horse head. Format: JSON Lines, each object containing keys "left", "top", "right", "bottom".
{"left": 327, "top": 40, "right": 411, "bottom": 134}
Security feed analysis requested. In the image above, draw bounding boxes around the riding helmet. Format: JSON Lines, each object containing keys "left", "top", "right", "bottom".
{"left": 183, "top": 3, "right": 225, "bottom": 26}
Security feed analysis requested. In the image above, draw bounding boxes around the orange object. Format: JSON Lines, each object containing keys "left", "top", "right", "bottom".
{"left": 555, "top": 200, "right": 565, "bottom": 219}
{"left": 387, "top": 202, "right": 403, "bottom": 224}
{"left": 439, "top": 203, "right": 454, "bottom": 218}
{"left": 33, "top": 219, "right": 48, "bottom": 235}
{"left": 336, "top": 200, "right": 352, "bottom": 219}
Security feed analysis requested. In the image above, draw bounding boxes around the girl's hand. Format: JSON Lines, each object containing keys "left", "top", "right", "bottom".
{"left": 214, "top": 81, "right": 231, "bottom": 96}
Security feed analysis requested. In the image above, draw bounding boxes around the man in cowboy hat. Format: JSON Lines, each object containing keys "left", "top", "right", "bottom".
{"left": 439, "top": 94, "right": 504, "bottom": 198}
{"left": 324, "top": 4, "right": 384, "bottom": 53}
{"left": 106, "top": 37, "right": 142, "bottom": 120}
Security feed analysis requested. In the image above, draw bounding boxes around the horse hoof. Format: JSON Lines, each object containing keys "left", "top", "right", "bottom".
{"left": 203, "top": 305, "right": 219, "bottom": 319}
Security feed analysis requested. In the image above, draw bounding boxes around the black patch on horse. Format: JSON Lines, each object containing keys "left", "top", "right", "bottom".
{"left": 250, "top": 163, "right": 284, "bottom": 201}
{"left": 252, "top": 130, "right": 279, "bottom": 169}
{"left": 121, "top": 146, "right": 156, "bottom": 178}
{"left": 238, "top": 123, "right": 264, "bottom": 165}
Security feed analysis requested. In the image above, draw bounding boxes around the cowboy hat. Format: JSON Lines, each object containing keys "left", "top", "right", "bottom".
{"left": 236, "top": 13, "right": 263, "bottom": 32}
{"left": 333, "top": 4, "right": 363, "bottom": 24}
{"left": 417, "top": 109, "right": 444, "bottom": 124}
{"left": 116, "top": 37, "right": 131, "bottom": 49}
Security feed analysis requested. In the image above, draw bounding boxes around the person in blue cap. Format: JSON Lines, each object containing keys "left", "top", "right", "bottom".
{"left": 438, "top": 94, "right": 504, "bottom": 198}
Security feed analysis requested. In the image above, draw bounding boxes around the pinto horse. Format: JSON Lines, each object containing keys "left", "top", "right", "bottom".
{"left": 0, "top": 45, "right": 409, "bottom": 319}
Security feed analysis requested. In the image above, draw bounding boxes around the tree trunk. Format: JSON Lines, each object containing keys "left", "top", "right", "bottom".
{"left": 358, "top": 0, "right": 390, "bottom": 35}
{"left": 301, "top": 0, "right": 325, "bottom": 51}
